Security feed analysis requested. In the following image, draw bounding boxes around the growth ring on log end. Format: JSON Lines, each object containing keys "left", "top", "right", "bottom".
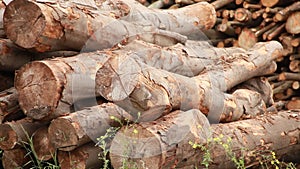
{"left": 15, "top": 61, "right": 65, "bottom": 120}
{"left": 3, "top": 0, "right": 64, "bottom": 52}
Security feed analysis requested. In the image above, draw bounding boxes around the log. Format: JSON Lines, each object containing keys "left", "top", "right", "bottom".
{"left": 261, "top": 0, "right": 296, "bottom": 7}
{"left": 96, "top": 41, "right": 281, "bottom": 122}
{"left": 211, "top": 0, "right": 234, "bottom": 10}
{"left": 58, "top": 143, "right": 103, "bottom": 169}
{"left": 289, "top": 60, "right": 300, "bottom": 72}
{"left": 274, "top": 1, "right": 300, "bottom": 22}
{"left": 0, "top": 87, "right": 24, "bottom": 123}
{"left": 286, "top": 99, "right": 300, "bottom": 109}
{"left": 48, "top": 103, "right": 133, "bottom": 151}
{"left": 278, "top": 72, "right": 300, "bottom": 81}
{"left": 2, "top": 148, "right": 31, "bottom": 169}
{"left": 273, "top": 81, "right": 293, "bottom": 95}
{"left": 0, "top": 39, "right": 78, "bottom": 72}
{"left": 0, "top": 39, "right": 32, "bottom": 72}
{"left": 285, "top": 11, "right": 300, "bottom": 34}
{"left": 0, "top": 118, "right": 46, "bottom": 150}
{"left": 238, "top": 22, "right": 276, "bottom": 49}
{"left": 230, "top": 77, "right": 274, "bottom": 106}
{"left": 32, "top": 126, "right": 56, "bottom": 161}
{"left": 15, "top": 40, "right": 246, "bottom": 120}
{"left": 4, "top": 0, "right": 216, "bottom": 52}
{"left": 292, "top": 81, "right": 299, "bottom": 89}
{"left": 110, "top": 109, "right": 300, "bottom": 169}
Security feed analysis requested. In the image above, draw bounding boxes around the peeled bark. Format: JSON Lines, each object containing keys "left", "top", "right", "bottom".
{"left": 96, "top": 41, "right": 282, "bottom": 121}
{"left": 4, "top": 0, "right": 216, "bottom": 52}
{"left": 15, "top": 40, "right": 246, "bottom": 120}
{"left": 110, "top": 109, "right": 300, "bottom": 169}
{"left": 0, "top": 118, "right": 46, "bottom": 150}
{"left": 48, "top": 103, "right": 133, "bottom": 151}
{"left": 32, "top": 127, "right": 56, "bottom": 161}
{"left": 58, "top": 143, "right": 103, "bottom": 169}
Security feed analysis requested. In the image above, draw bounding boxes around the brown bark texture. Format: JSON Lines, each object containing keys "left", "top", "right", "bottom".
{"left": 110, "top": 109, "right": 300, "bottom": 169}
{"left": 3, "top": 0, "right": 216, "bottom": 52}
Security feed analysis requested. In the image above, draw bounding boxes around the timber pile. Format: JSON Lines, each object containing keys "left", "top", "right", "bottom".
{"left": 0, "top": 0, "right": 299, "bottom": 168}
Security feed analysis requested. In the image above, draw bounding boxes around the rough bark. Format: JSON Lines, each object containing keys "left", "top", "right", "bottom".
{"left": 285, "top": 11, "right": 300, "bottom": 34}
{"left": 2, "top": 148, "right": 31, "bottom": 169}
{"left": 4, "top": 0, "right": 216, "bottom": 52}
{"left": 110, "top": 109, "right": 300, "bottom": 169}
{"left": 96, "top": 41, "right": 282, "bottom": 121}
{"left": 58, "top": 142, "right": 103, "bottom": 169}
{"left": 48, "top": 103, "right": 133, "bottom": 151}
{"left": 0, "top": 118, "right": 46, "bottom": 150}
{"left": 0, "top": 87, "right": 24, "bottom": 123}
{"left": 32, "top": 126, "right": 56, "bottom": 161}
{"left": 15, "top": 40, "right": 246, "bottom": 120}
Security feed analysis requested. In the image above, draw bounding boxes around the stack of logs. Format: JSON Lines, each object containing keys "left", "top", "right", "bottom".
{"left": 0, "top": 0, "right": 299, "bottom": 168}
{"left": 203, "top": 0, "right": 300, "bottom": 109}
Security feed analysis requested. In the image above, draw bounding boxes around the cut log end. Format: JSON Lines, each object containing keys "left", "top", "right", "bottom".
{"left": 238, "top": 28, "right": 257, "bottom": 49}
{"left": 0, "top": 123, "right": 18, "bottom": 150}
{"left": 48, "top": 118, "right": 79, "bottom": 151}
{"left": 15, "top": 61, "right": 62, "bottom": 120}
{"left": 3, "top": 0, "right": 45, "bottom": 49}
{"left": 32, "top": 127, "right": 56, "bottom": 161}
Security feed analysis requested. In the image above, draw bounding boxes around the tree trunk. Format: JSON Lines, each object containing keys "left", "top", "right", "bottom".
{"left": 0, "top": 118, "right": 46, "bottom": 150}
{"left": 48, "top": 103, "right": 133, "bottom": 151}
{"left": 96, "top": 41, "right": 281, "bottom": 121}
{"left": 4, "top": 0, "right": 216, "bottom": 52}
{"left": 32, "top": 126, "right": 56, "bottom": 161}
{"left": 0, "top": 87, "right": 24, "bottom": 123}
{"left": 15, "top": 40, "right": 246, "bottom": 121}
{"left": 58, "top": 142, "right": 103, "bottom": 169}
{"left": 110, "top": 109, "right": 300, "bottom": 169}
{"left": 2, "top": 148, "right": 31, "bottom": 169}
